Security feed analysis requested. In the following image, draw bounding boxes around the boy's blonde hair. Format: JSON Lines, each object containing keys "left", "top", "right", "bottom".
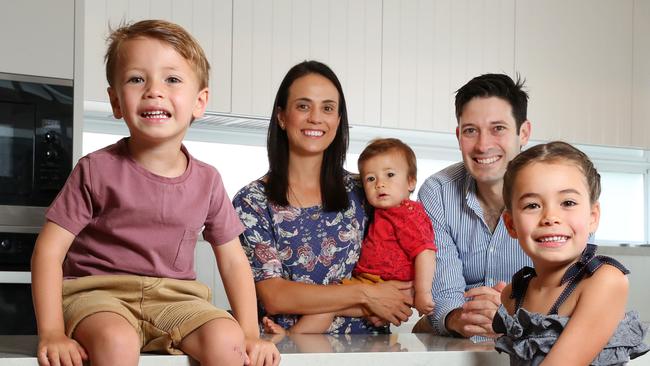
{"left": 358, "top": 138, "right": 418, "bottom": 181}
{"left": 104, "top": 19, "right": 210, "bottom": 89}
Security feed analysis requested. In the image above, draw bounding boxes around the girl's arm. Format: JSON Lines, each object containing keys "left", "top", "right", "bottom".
{"left": 414, "top": 249, "right": 436, "bottom": 316}
{"left": 213, "top": 238, "right": 280, "bottom": 366}
{"left": 541, "top": 265, "right": 629, "bottom": 366}
{"left": 31, "top": 221, "right": 88, "bottom": 366}
{"left": 256, "top": 277, "right": 413, "bottom": 326}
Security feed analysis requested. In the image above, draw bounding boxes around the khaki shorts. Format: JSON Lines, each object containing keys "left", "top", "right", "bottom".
{"left": 341, "top": 272, "right": 384, "bottom": 285}
{"left": 62, "top": 275, "right": 235, "bottom": 354}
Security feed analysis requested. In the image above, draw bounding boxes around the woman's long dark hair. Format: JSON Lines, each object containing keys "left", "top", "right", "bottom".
{"left": 266, "top": 60, "right": 350, "bottom": 212}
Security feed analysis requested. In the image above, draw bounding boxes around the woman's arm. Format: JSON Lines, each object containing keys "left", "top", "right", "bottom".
{"left": 540, "top": 265, "right": 629, "bottom": 366}
{"left": 256, "top": 277, "right": 413, "bottom": 326}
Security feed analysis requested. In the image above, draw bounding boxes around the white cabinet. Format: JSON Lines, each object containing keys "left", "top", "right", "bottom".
{"left": 0, "top": 0, "right": 74, "bottom": 79}
{"left": 83, "top": 0, "right": 233, "bottom": 113}
{"left": 632, "top": 0, "right": 650, "bottom": 148}
{"left": 230, "top": 0, "right": 383, "bottom": 126}
{"left": 515, "top": 0, "right": 636, "bottom": 147}
{"left": 380, "top": 0, "right": 515, "bottom": 133}
{"left": 82, "top": 0, "right": 650, "bottom": 149}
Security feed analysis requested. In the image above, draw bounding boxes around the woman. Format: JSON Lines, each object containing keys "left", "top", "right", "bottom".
{"left": 232, "top": 60, "right": 413, "bottom": 334}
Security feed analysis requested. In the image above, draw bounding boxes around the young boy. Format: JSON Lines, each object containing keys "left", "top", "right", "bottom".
{"left": 31, "top": 20, "right": 279, "bottom": 366}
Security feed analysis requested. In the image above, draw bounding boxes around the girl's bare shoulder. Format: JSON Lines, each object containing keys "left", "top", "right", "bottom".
{"left": 581, "top": 264, "right": 629, "bottom": 295}
{"left": 500, "top": 283, "right": 516, "bottom": 314}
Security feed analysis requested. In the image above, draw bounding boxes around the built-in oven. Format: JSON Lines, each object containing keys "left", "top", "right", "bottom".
{"left": 0, "top": 72, "right": 73, "bottom": 335}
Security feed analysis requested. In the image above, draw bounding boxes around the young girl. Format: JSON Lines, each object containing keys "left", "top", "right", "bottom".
{"left": 494, "top": 141, "right": 648, "bottom": 365}
{"left": 263, "top": 138, "right": 437, "bottom": 334}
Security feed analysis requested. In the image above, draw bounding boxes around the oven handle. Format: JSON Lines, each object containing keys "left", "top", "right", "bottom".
{"left": 0, "top": 271, "right": 31, "bottom": 284}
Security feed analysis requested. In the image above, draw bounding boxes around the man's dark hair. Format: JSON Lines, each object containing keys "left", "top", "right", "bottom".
{"left": 455, "top": 73, "right": 529, "bottom": 131}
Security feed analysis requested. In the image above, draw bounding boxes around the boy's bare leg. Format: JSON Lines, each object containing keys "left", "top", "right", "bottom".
{"left": 73, "top": 312, "right": 140, "bottom": 366}
{"left": 179, "top": 318, "right": 246, "bottom": 366}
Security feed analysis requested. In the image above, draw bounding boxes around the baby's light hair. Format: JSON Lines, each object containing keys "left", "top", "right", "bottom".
{"left": 104, "top": 19, "right": 210, "bottom": 89}
{"left": 358, "top": 138, "right": 417, "bottom": 182}
{"left": 503, "top": 141, "right": 601, "bottom": 210}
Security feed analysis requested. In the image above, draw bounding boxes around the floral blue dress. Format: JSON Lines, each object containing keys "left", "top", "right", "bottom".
{"left": 232, "top": 173, "right": 387, "bottom": 334}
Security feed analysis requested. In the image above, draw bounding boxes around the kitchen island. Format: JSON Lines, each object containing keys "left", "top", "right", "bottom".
{"left": 3, "top": 332, "right": 649, "bottom": 365}
{"left": 1, "top": 333, "right": 507, "bottom": 366}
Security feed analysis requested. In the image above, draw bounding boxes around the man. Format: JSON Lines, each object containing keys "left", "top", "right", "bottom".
{"left": 414, "top": 74, "right": 533, "bottom": 338}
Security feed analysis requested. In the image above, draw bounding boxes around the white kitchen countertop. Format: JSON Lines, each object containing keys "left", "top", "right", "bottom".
{"left": 3, "top": 333, "right": 649, "bottom": 365}
{"left": 0, "top": 334, "right": 510, "bottom": 366}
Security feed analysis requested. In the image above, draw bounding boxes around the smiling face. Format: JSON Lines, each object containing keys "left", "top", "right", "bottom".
{"left": 456, "top": 96, "right": 530, "bottom": 187}
{"left": 360, "top": 149, "right": 416, "bottom": 209}
{"left": 277, "top": 73, "right": 341, "bottom": 158}
{"left": 107, "top": 37, "right": 208, "bottom": 145}
{"left": 503, "top": 161, "right": 600, "bottom": 268}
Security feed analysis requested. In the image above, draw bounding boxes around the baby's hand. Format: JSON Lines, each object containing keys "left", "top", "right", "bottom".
{"left": 414, "top": 291, "right": 435, "bottom": 317}
{"left": 37, "top": 332, "right": 88, "bottom": 366}
{"left": 245, "top": 337, "right": 280, "bottom": 366}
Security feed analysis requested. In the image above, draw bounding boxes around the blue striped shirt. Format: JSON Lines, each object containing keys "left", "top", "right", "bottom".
{"left": 417, "top": 162, "right": 532, "bottom": 336}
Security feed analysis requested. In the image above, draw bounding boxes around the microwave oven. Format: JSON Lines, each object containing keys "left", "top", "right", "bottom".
{"left": 0, "top": 72, "right": 73, "bottom": 334}
{"left": 0, "top": 72, "right": 73, "bottom": 232}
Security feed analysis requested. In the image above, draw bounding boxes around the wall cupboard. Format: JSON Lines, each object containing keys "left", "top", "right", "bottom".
{"left": 83, "top": 0, "right": 650, "bottom": 147}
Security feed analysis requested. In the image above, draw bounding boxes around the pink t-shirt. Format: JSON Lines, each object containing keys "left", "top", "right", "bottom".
{"left": 46, "top": 138, "right": 244, "bottom": 280}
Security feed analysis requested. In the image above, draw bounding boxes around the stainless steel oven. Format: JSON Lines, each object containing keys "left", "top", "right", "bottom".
{"left": 0, "top": 72, "right": 74, "bottom": 334}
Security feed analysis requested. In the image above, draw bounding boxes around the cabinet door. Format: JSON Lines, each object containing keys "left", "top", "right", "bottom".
{"left": 231, "top": 0, "right": 383, "bottom": 126}
{"left": 84, "top": 0, "right": 233, "bottom": 113}
{"left": 0, "top": 0, "right": 74, "bottom": 79}
{"left": 515, "top": 0, "right": 634, "bottom": 147}
{"left": 381, "top": 0, "right": 515, "bottom": 133}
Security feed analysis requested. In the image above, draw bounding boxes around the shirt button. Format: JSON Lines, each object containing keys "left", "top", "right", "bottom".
{"left": 489, "top": 247, "right": 495, "bottom": 252}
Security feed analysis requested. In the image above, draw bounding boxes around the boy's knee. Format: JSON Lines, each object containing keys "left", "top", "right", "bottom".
{"left": 187, "top": 319, "right": 246, "bottom": 362}
{"left": 75, "top": 314, "right": 140, "bottom": 355}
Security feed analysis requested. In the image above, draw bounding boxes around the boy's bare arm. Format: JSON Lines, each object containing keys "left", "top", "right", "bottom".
{"left": 414, "top": 249, "right": 436, "bottom": 316}
{"left": 31, "top": 221, "right": 88, "bottom": 366}
{"left": 213, "top": 238, "right": 280, "bottom": 366}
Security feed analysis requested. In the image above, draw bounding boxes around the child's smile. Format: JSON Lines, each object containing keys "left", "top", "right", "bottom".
{"left": 504, "top": 161, "right": 600, "bottom": 267}
{"left": 107, "top": 36, "right": 208, "bottom": 144}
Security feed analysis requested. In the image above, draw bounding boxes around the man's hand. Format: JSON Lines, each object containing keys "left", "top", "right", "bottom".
{"left": 446, "top": 281, "right": 506, "bottom": 338}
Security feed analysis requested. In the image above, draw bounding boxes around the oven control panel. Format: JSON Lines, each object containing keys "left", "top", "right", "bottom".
{"left": 0, "top": 232, "right": 37, "bottom": 271}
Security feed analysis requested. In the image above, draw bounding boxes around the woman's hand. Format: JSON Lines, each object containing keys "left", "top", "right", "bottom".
{"left": 362, "top": 280, "right": 414, "bottom": 326}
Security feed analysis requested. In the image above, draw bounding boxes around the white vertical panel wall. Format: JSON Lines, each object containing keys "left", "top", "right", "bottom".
{"left": 231, "top": 0, "right": 383, "bottom": 125}
{"left": 515, "top": 0, "right": 634, "bottom": 147}
{"left": 632, "top": 0, "right": 650, "bottom": 148}
{"left": 83, "top": 0, "right": 233, "bottom": 113}
{"left": 381, "top": 0, "right": 515, "bottom": 133}
{"left": 83, "top": 1, "right": 650, "bottom": 148}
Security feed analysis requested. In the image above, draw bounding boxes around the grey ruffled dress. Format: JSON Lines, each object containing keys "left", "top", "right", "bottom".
{"left": 493, "top": 244, "right": 649, "bottom": 365}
